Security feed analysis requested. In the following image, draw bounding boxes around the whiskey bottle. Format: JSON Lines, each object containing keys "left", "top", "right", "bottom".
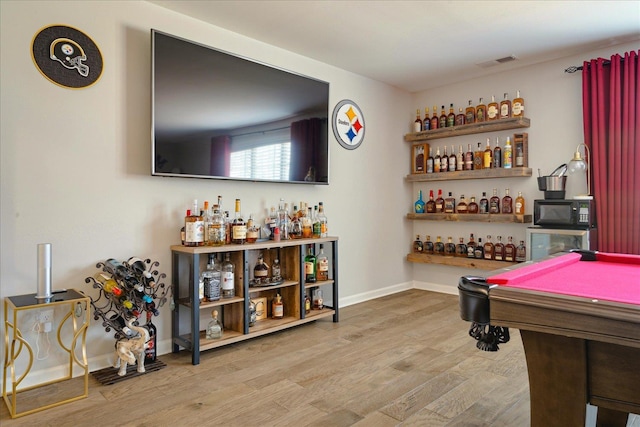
{"left": 465, "top": 144, "right": 474, "bottom": 170}
{"left": 426, "top": 147, "right": 434, "bottom": 173}
{"left": 413, "top": 109, "right": 422, "bottom": 132}
{"left": 185, "top": 200, "right": 205, "bottom": 247}
{"left": 272, "top": 257, "right": 282, "bottom": 281}
{"left": 483, "top": 235, "right": 494, "bottom": 260}
{"left": 476, "top": 97, "right": 486, "bottom": 122}
{"left": 202, "top": 200, "right": 211, "bottom": 245}
{"left": 302, "top": 207, "right": 313, "bottom": 238}
{"left": 479, "top": 192, "right": 489, "bottom": 213}
{"left": 246, "top": 215, "right": 259, "bottom": 243}
{"left": 465, "top": 100, "right": 475, "bottom": 124}
{"left": 499, "top": 93, "right": 511, "bottom": 119}
{"left": 474, "top": 238, "right": 484, "bottom": 259}
{"left": 468, "top": 196, "right": 479, "bottom": 213}
{"left": 423, "top": 107, "right": 431, "bottom": 131}
{"left": 474, "top": 142, "right": 484, "bottom": 170}
{"left": 444, "top": 192, "right": 456, "bottom": 213}
{"left": 445, "top": 237, "right": 456, "bottom": 257}
{"left": 493, "top": 137, "right": 502, "bottom": 168}
{"left": 455, "top": 237, "right": 468, "bottom": 257}
{"left": 434, "top": 147, "right": 441, "bottom": 173}
{"left": 316, "top": 244, "right": 329, "bottom": 281}
{"left": 231, "top": 199, "right": 247, "bottom": 244}
{"left": 272, "top": 293, "right": 284, "bottom": 319}
{"left": 440, "top": 146, "right": 449, "bottom": 172}
{"left": 430, "top": 105, "right": 439, "bottom": 130}
{"left": 253, "top": 253, "right": 269, "bottom": 284}
{"left": 502, "top": 188, "right": 513, "bottom": 214}
{"left": 313, "top": 289, "right": 324, "bottom": 310}
{"left": 504, "top": 237, "right": 516, "bottom": 262}
{"left": 209, "top": 204, "right": 226, "bottom": 246}
{"left": 221, "top": 253, "right": 235, "bottom": 298}
{"left": 448, "top": 145, "right": 457, "bottom": 171}
{"left": 457, "top": 145, "right": 464, "bottom": 171}
{"left": 424, "top": 235, "right": 434, "bottom": 254}
{"left": 434, "top": 236, "right": 445, "bottom": 255}
{"left": 304, "top": 293, "right": 311, "bottom": 314}
{"left": 515, "top": 192, "right": 525, "bottom": 215}
{"left": 415, "top": 190, "right": 425, "bottom": 213}
{"left": 516, "top": 241, "right": 527, "bottom": 262}
{"left": 202, "top": 254, "right": 221, "bottom": 302}
{"left": 487, "top": 95, "right": 499, "bottom": 120}
{"left": 289, "top": 205, "right": 302, "bottom": 239}
{"left": 435, "top": 189, "right": 445, "bottom": 213}
{"left": 489, "top": 188, "right": 501, "bottom": 214}
{"left": 304, "top": 246, "right": 317, "bottom": 283}
{"left": 426, "top": 190, "right": 436, "bottom": 213}
{"left": 317, "top": 202, "right": 328, "bottom": 238}
{"left": 512, "top": 90, "right": 525, "bottom": 117}
{"left": 455, "top": 108, "right": 465, "bottom": 126}
{"left": 439, "top": 105, "right": 447, "bottom": 129}
{"left": 466, "top": 233, "right": 477, "bottom": 258}
{"left": 447, "top": 104, "right": 455, "bottom": 127}
{"left": 413, "top": 235, "right": 424, "bottom": 253}
{"left": 503, "top": 137, "right": 513, "bottom": 169}
{"left": 456, "top": 195, "right": 468, "bottom": 214}
{"left": 206, "top": 310, "right": 223, "bottom": 339}
{"left": 494, "top": 236, "right": 505, "bottom": 261}
{"left": 483, "top": 138, "right": 493, "bottom": 169}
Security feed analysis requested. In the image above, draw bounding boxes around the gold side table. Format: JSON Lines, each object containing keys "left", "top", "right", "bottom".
{"left": 3, "top": 289, "right": 90, "bottom": 418}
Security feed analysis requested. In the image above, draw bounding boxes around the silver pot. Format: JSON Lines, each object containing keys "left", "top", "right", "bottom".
{"left": 545, "top": 175, "right": 567, "bottom": 191}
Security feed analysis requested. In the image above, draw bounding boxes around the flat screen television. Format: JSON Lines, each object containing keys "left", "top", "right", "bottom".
{"left": 151, "top": 30, "right": 330, "bottom": 185}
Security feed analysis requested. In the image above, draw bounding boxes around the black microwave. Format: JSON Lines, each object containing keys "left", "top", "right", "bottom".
{"left": 533, "top": 199, "right": 596, "bottom": 229}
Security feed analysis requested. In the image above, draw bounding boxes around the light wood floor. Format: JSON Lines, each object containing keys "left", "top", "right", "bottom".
{"left": 1, "top": 290, "right": 533, "bottom": 426}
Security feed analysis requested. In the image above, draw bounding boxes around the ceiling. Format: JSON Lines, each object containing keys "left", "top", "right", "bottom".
{"left": 148, "top": 1, "right": 640, "bottom": 93}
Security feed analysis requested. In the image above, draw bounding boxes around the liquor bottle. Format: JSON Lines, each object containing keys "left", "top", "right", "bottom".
{"left": 464, "top": 144, "right": 474, "bottom": 170}
{"left": 457, "top": 145, "right": 464, "bottom": 171}
{"left": 499, "top": 93, "right": 511, "bottom": 119}
{"left": 304, "top": 246, "right": 316, "bottom": 283}
{"left": 456, "top": 195, "right": 468, "bottom": 214}
{"left": 317, "top": 202, "right": 328, "bottom": 238}
{"left": 434, "top": 147, "right": 441, "bottom": 173}
{"left": 313, "top": 205, "right": 322, "bottom": 238}
{"left": 455, "top": 108, "right": 465, "bottom": 126}
{"left": 231, "top": 199, "right": 247, "bottom": 244}
{"left": 202, "top": 200, "right": 211, "bottom": 245}
{"left": 474, "top": 238, "right": 484, "bottom": 259}
{"left": 267, "top": 206, "right": 278, "bottom": 238}
{"left": 435, "top": 189, "right": 445, "bottom": 213}
{"left": 468, "top": 196, "right": 479, "bottom": 213}
{"left": 426, "top": 147, "right": 434, "bottom": 173}
{"left": 465, "top": 100, "right": 475, "bottom": 124}
{"left": 445, "top": 237, "right": 456, "bottom": 256}
{"left": 479, "top": 192, "right": 489, "bottom": 213}
{"left": 489, "top": 188, "right": 501, "bottom": 214}
{"left": 313, "top": 289, "right": 324, "bottom": 310}
{"left": 516, "top": 241, "right": 527, "bottom": 262}
{"left": 144, "top": 310, "right": 157, "bottom": 364}
{"left": 476, "top": 97, "right": 486, "bottom": 123}
{"left": 444, "top": 192, "right": 456, "bottom": 213}
{"left": 512, "top": 90, "right": 524, "bottom": 117}
{"left": 304, "top": 293, "right": 311, "bottom": 314}
{"left": 413, "top": 109, "right": 422, "bottom": 132}
{"left": 277, "top": 199, "right": 289, "bottom": 240}
{"left": 423, "top": 107, "right": 431, "bottom": 131}
{"left": 504, "top": 237, "right": 516, "bottom": 262}
{"left": 487, "top": 95, "right": 499, "bottom": 120}
{"left": 272, "top": 257, "right": 282, "bottom": 281}
{"left": 224, "top": 211, "right": 232, "bottom": 245}
{"left": 474, "top": 142, "right": 483, "bottom": 170}
{"left": 494, "top": 236, "right": 505, "bottom": 261}
{"left": 221, "top": 253, "right": 235, "bottom": 298}
{"left": 503, "top": 137, "right": 513, "bottom": 169}
{"left": 434, "top": 236, "right": 445, "bottom": 255}
{"left": 415, "top": 190, "right": 425, "bottom": 213}
{"left": 426, "top": 190, "right": 436, "bottom": 213}
{"left": 448, "top": 145, "right": 457, "bottom": 171}
{"left": 289, "top": 205, "right": 302, "bottom": 239}
{"left": 466, "top": 233, "right": 477, "bottom": 258}
{"left": 302, "top": 207, "right": 313, "bottom": 238}
{"left": 202, "top": 254, "right": 221, "bottom": 302}
{"left": 246, "top": 215, "right": 259, "bottom": 243}
{"left": 271, "top": 294, "right": 284, "bottom": 319}
{"left": 515, "top": 141, "right": 524, "bottom": 167}
{"left": 430, "top": 105, "right": 439, "bottom": 130}
{"left": 439, "top": 105, "right": 447, "bottom": 129}
{"left": 206, "top": 310, "right": 223, "bottom": 339}
{"left": 424, "top": 235, "right": 434, "bottom": 254}
{"left": 440, "top": 146, "right": 449, "bottom": 172}
{"left": 185, "top": 200, "right": 205, "bottom": 247}
{"left": 484, "top": 235, "right": 494, "bottom": 260}
{"left": 515, "top": 191, "right": 525, "bottom": 215}
{"left": 502, "top": 188, "right": 513, "bottom": 214}
{"left": 483, "top": 138, "right": 493, "bottom": 169}
{"left": 413, "top": 235, "right": 424, "bottom": 253}
{"left": 447, "top": 104, "right": 455, "bottom": 127}
{"left": 455, "top": 237, "right": 467, "bottom": 257}
{"left": 209, "top": 204, "right": 226, "bottom": 246}
{"left": 253, "top": 253, "right": 269, "bottom": 284}
{"left": 493, "top": 137, "right": 502, "bottom": 168}
{"left": 316, "top": 244, "right": 329, "bottom": 281}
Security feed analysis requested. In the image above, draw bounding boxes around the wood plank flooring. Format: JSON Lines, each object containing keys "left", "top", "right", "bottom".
{"left": 0, "top": 290, "right": 540, "bottom": 426}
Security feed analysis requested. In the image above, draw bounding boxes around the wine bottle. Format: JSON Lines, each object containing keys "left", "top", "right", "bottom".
{"left": 144, "top": 311, "right": 157, "bottom": 364}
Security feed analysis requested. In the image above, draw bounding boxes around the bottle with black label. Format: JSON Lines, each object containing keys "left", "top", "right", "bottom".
{"left": 144, "top": 311, "right": 157, "bottom": 364}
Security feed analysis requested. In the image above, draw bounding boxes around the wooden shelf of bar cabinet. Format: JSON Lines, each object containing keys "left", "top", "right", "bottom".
{"left": 406, "top": 253, "right": 517, "bottom": 270}
{"left": 404, "top": 117, "right": 530, "bottom": 142}
{"left": 406, "top": 167, "right": 532, "bottom": 182}
{"left": 406, "top": 212, "right": 532, "bottom": 224}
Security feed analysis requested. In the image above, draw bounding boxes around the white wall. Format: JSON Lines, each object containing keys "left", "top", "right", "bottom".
{"left": 0, "top": 0, "right": 412, "bottom": 383}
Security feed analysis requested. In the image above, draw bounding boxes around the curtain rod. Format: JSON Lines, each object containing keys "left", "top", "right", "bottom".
{"left": 565, "top": 59, "right": 617, "bottom": 73}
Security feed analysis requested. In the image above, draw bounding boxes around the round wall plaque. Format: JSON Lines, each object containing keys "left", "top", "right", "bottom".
{"left": 332, "top": 99, "right": 365, "bottom": 150}
{"left": 31, "top": 24, "right": 103, "bottom": 89}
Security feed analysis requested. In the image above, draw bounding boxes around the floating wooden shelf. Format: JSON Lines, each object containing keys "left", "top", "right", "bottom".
{"left": 406, "top": 167, "right": 532, "bottom": 182}
{"left": 407, "top": 253, "right": 517, "bottom": 270}
{"left": 404, "top": 117, "right": 530, "bottom": 142}
{"left": 407, "top": 212, "right": 532, "bottom": 224}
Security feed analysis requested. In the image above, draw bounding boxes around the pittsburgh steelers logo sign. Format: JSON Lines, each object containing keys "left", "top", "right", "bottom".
{"left": 332, "top": 100, "right": 365, "bottom": 150}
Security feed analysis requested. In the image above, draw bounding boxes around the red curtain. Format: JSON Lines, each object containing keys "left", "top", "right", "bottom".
{"left": 582, "top": 50, "right": 639, "bottom": 254}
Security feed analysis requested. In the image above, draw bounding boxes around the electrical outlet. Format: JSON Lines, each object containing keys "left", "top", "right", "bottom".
{"left": 37, "top": 309, "right": 54, "bottom": 324}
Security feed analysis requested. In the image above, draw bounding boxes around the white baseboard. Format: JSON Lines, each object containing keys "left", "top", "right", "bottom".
{"left": 338, "top": 281, "right": 414, "bottom": 307}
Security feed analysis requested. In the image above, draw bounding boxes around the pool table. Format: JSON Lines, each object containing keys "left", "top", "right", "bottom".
{"left": 458, "top": 250, "right": 640, "bottom": 427}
